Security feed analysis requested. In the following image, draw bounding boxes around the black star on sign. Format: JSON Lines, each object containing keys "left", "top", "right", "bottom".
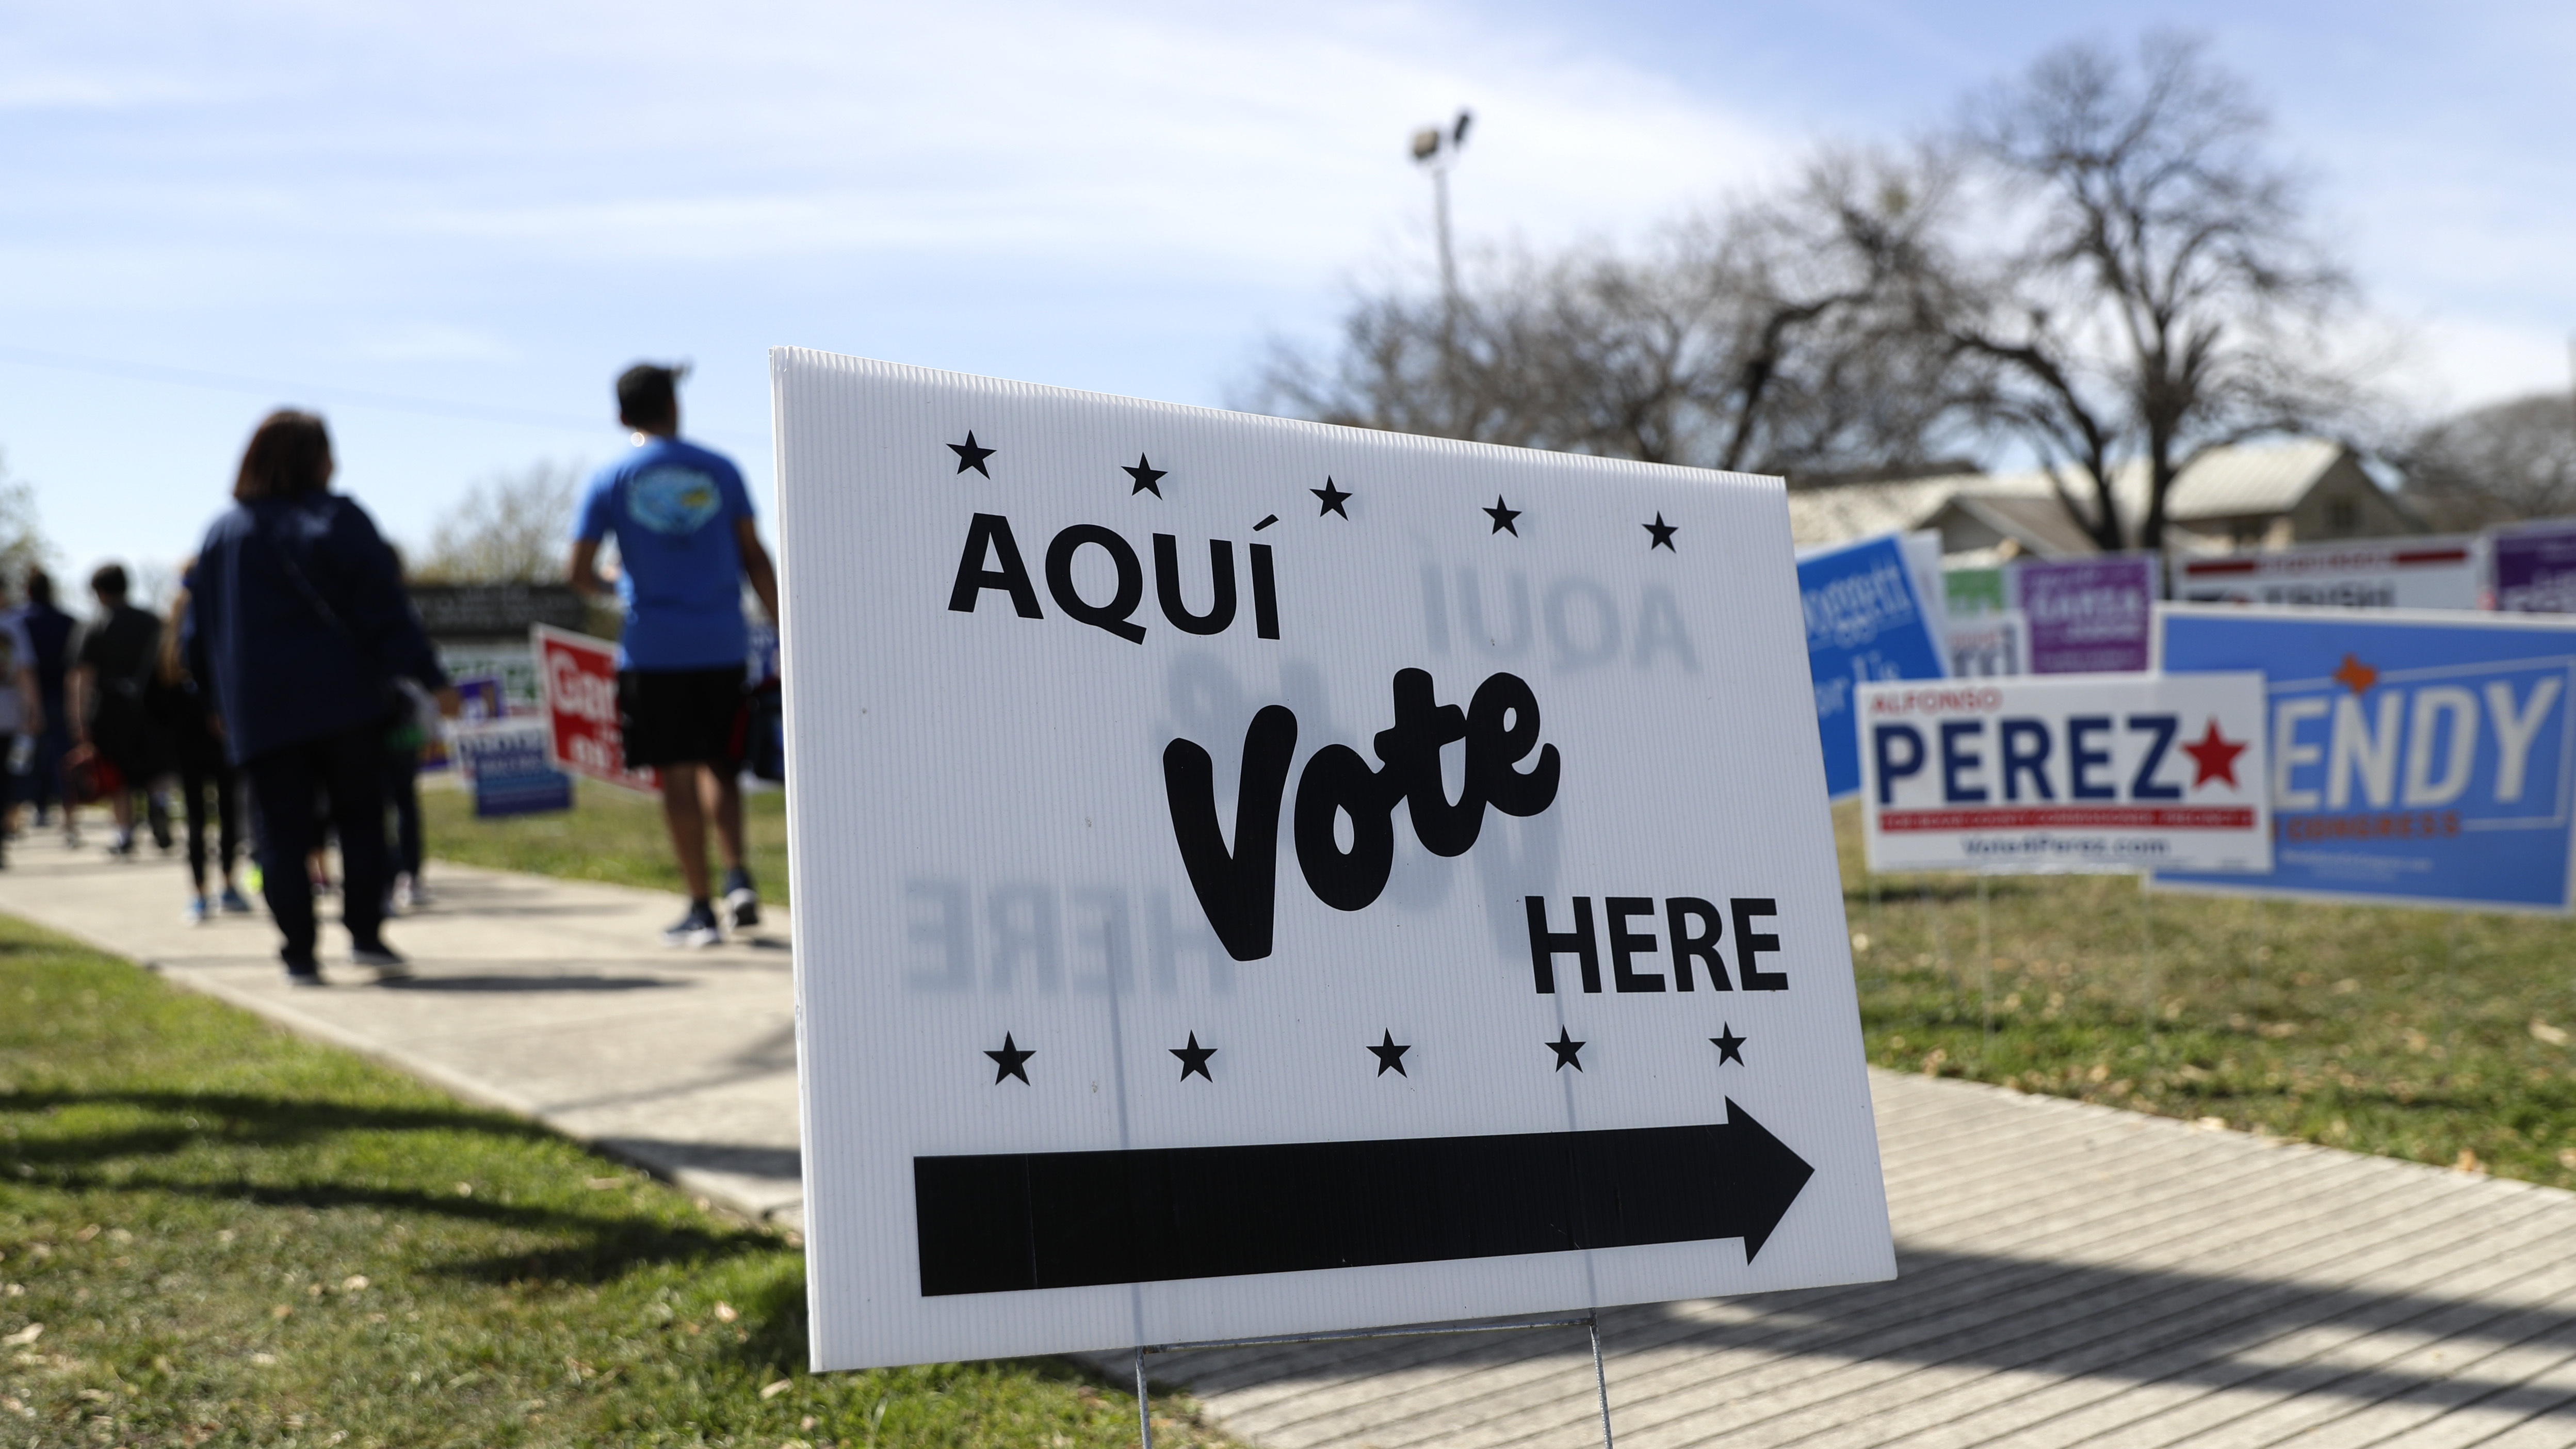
{"left": 1368, "top": 1030, "right": 1411, "bottom": 1077}
{"left": 1171, "top": 1032, "right": 1217, "bottom": 1082}
{"left": 1312, "top": 477, "right": 1352, "bottom": 518}
{"left": 985, "top": 1032, "right": 1033, "bottom": 1084}
{"left": 1124, "top": 454, "right": 1168, "bottom": 497}
{"left": 1485, "top": 496, "right": 1522, "bottom": 536}
{"left": 1644, "top": 512, "right": 1678, "bottom": 551}
{"left": 1547, "top": 1027, "right": 1585, "bottom": 1072}
{"left": 949, "top": 431, "right": 996, "bottom": 477}
{"left": 1711, "top": 1025, "right": 1747, "bottom": 1065}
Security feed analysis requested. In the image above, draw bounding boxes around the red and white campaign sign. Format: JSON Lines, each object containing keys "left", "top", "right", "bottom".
{"left": 2170, "top": 537, "right": 2483, "bottom": 611}
{"left": 1858, "top": 673, "right": 2271, "bottom": 874}
{"left": 533, "top": 624, "right": 657, "bottom": 794}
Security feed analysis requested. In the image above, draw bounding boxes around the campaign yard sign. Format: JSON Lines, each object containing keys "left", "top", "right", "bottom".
{"left": 1800, "top": 532, "right": 1948, "bottom": 799}
{"left": 2491, "top": 525, "right": 2576, "bottom": 614}
{"left": 1945, "top": 566, "right": 2008, "bottom": 617}
{"left": 2013, "top": 555, "right": 2156, "bottom": 673}
{"left": 534, "top": 624, "right": 658, "bottom": 794}
{"left": 772, "top": 349, "right": 1894, "bottom": 1372}
{"left": 1858, "top": 674, "right": 2271, "bottom": 875}
{"left": 2156, "top": 605, "right": 2576, "bottom": 912}
{"left": 1947, "top": 610, "right": 2028, "bottom": 678}
{"left": 2171, "top": 537, "right": 2483, "bottom": 611}
{"left": 449, "top": 721, "right": 573, "bottom": 818}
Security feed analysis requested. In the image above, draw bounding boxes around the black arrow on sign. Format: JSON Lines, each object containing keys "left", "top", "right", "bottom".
{"left": 913, "top": 1098, "right": 1814, "bottom": 1295}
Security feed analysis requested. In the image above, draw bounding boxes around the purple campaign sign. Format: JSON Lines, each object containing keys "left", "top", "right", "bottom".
{"left": 2014, "top": 556, "right": 2155, "bottom": 673}
{"left": 2494, "top": 526, "right": 2576, "bottom": 614}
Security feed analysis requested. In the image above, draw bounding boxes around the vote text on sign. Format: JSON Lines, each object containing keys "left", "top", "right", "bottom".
{"left": 771, "top": 349, "right": 1893, "bottom": 1371}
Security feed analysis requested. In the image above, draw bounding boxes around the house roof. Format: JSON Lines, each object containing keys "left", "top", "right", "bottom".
{"left": 1782, "top": 439, "right": 2353, "bottom": 553}
{"left": 2156, "top": 438, "right": 2346, "bottom": 521}
{"left": 1943, "top": 490, "right": 2108, "bottom": 558}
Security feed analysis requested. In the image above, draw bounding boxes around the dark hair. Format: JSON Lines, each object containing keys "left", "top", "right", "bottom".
{"left": 91, "top": 563, "right": 128, "bottom": 601}
{"left": 234, "top": 409, "right": 334, "bottom": 502}
{"left": 616, "top": 363, "right": 686, "bottom": 428}
{"left": 24, "top": 568, "right": 52, "bottom": 606}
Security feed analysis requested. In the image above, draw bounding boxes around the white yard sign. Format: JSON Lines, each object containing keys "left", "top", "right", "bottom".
{"left": 771, "top": 349, "right": 1893, "bottom": 1372}
{"left": 2170, "top": 537, "right": 2483, "bottom": 611}
{"left": 1859, "top": 674, "right": 2273, "bottom": 874}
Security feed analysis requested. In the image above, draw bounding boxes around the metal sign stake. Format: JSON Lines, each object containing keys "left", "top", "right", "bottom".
{"left": 1132, "top": 1313, "right": 1615, "bottom": 1449}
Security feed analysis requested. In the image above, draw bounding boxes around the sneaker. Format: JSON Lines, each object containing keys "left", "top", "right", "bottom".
{"left": 722, "top": 872, "right": 760, "bottom": 932}
{"left": 107, "top": 833, "right": 137, "bottom": 859}
{"left": 284, "top": 965, "right": 326, "bottom": 988}
{"left": 220, "top": 885, "right": 255, "bottom": 914}
{"left": 351, "top": 943, "right": 412, "bottom": 979}
{"left": 400, "top": 877, "right": 434, "bottom": 910}
{"left": 185, "top": 895, "right": 212, "bottom": 926}
{"left": 663, "top": 901, "right": 723, "bottom": 948}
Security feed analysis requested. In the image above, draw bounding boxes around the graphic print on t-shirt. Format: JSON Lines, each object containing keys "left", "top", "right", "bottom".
{"left": 627, "top": 466, "right": 723, "bottom": 536}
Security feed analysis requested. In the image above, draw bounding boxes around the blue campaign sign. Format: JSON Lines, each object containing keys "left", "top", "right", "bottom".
{"left": 1801, "top": 533, "right": 1949, "bottom": 799}
{"left": 452, "top": 723, "right": 576, "bottom": 820}
{"left": 2156, "top": 605, "right": 2576, "bottom": 912}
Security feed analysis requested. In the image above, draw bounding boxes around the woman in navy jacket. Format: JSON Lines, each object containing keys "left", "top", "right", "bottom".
{"left": 187, "top": 410, "right": 454, "bottom": 983}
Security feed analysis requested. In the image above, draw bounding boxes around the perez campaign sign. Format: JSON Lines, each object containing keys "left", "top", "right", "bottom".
{"left": 773, "top": 349, "right": 1893, "bottom": 1371}
{"left": 1858, "top": 674, "right": 2271, "bottom": 875}
{"left": 2156, "top": 605, "right": 2576, "bottom": 912}
{"left": 535, "top": 625, "right": 657, "bottom": 794}
{"left": 1800, "top": 532, "right": 1947, "bottom": 800}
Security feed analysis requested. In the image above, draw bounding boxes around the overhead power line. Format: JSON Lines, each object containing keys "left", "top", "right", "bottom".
{"left": 0, "top": 343, "right": 730, "bottom": 440}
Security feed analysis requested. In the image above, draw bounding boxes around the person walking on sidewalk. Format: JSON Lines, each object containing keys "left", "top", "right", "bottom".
{"left": 70, "top": 564, "right": 176, "bottom": 858}
{"left": 568, "top": 362, "right": 779, "bottom": 947}
{"left": 188, "top": 409, "right": 456, "bottom": 985}
{"left": 161, "top": 564, "right": 252, "bottom": 924}
{"left": 13, "top": 569, "right": 80, "bottom": 842}
{"left": 0, "top": 601, "right": 36, "bottom": 866}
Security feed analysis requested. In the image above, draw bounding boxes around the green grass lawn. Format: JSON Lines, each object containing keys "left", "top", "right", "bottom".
{"left": 1837, "top": 802, "right": 2576, "bottom": 1189}
{"left": 419, "top": 779, "right": 791, "bottom": 905}
{"left": 0, "top": 917, "right": 1219, "bottom": 1448}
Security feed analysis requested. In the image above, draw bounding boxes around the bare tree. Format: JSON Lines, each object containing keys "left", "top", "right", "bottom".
{"left": 0, "top": 453, "right": 52, "bottom": 600}
{"left": 1910, "top": 33, "right": 2360, "bottom": 550}
{"left": 1250, "top": 150, "right": 1973, "bottom": 481}
{"left": 2400, "top": 392, "right": 2576, "bottom": 526}
{"left": 415, "top": 461, "right": 584, "bottom": 583}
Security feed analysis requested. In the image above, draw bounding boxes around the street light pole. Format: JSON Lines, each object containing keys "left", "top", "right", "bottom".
{"left": 1410, "top": 109, "right": 1472, "bottom": 311}
{"left": 1412, "top": 109, "right": 1472, "bottom": 430}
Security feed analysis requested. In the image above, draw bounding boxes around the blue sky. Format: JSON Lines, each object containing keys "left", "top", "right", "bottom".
{"left": 3, "top": 0, "right": 2569, "bottom": 587}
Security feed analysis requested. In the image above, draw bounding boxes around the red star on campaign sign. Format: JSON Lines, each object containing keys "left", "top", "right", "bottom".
{"left": 2183, "top": 718, "right": 2249, "bottom": 788}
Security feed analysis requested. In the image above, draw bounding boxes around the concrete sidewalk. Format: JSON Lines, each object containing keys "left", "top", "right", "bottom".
{"left": 0, "top": 828, "right": 804, "bottom": 1224}
{"left": 9, "top": 827, "right": 2576, "bottom": 1446}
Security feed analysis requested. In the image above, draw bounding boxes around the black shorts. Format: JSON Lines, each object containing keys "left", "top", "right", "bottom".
{"left": 617, "top": 667, "right": 748, "bottom": 770}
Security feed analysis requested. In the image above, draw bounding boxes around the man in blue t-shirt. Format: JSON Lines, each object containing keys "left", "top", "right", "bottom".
{"left": 570, "top": 363, "right": 780, "bottom": 946}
